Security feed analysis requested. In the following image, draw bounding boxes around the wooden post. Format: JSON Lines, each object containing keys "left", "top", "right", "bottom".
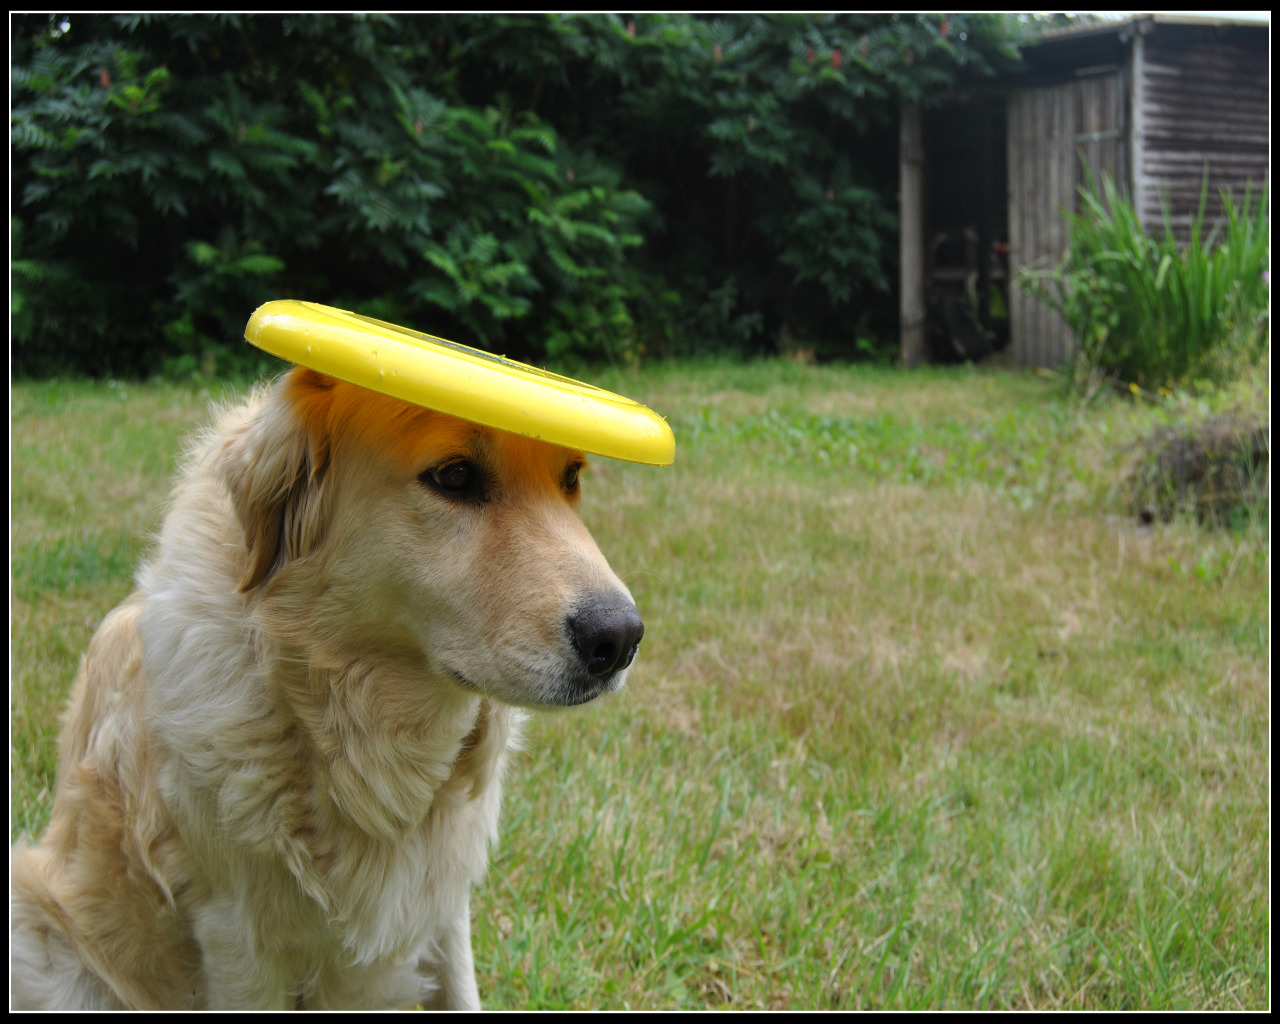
{"left": 1130, "top": 31, "right": 1149, "bottom": 232}
{"left": 899, "top": 103, "right": 926, "bottom": 366}
{"left": 977, "top": 106, "right": 992, "bottom": 333}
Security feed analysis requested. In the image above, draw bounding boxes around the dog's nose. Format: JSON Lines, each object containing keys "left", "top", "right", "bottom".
{"left": 567, "top": 600, "right": 645, "bottom": 678}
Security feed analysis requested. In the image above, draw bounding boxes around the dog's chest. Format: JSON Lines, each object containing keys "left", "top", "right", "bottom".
{"left": 329, "top": 799, "right": 495, "bottom": 958}
{"left": 176, "top": 782, "right": 500, "bottom": 1008}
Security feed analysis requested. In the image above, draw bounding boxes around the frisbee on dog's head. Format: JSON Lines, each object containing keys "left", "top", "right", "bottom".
{"left": 245, "top": 300, "right": 675, "bottom": 465}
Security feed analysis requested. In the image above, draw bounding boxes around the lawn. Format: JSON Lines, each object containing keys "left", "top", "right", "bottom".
{"left": 10, "top": 361, "right": 1270, "bottom": 1009}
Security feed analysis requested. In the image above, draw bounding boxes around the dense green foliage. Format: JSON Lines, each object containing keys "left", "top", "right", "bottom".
{"left": 12, "top": 13, "right": 1025, "bottom": 376}
{"left": 1021, "top": 169, "right": 1271, "bottom": 392}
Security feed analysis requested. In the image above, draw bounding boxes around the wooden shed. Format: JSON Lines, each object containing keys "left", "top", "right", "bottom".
{"left": 899, "top": 13, "right": 1270, "bottom": 369}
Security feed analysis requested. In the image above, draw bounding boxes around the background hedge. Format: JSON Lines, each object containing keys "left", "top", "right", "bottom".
{"left": 12, "top": 13, "right": 1030, "bottom": 376}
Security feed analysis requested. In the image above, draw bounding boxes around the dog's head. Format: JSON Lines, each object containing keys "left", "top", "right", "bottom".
{"left": 219, "top": 367, "right": 642, "bottom": 707}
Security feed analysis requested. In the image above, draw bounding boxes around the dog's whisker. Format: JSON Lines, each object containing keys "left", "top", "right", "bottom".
{"left": 622, "top": 568, "right": 667, "bottom": 586}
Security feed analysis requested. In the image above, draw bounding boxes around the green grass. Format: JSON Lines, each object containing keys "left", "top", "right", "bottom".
{"left": 10, "top": 362, "right": 1270, "bottom": 1009}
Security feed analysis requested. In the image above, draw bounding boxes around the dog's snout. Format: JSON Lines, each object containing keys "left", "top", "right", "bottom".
{"left": 567, "top": 600, "right": 644, "bottom": 679}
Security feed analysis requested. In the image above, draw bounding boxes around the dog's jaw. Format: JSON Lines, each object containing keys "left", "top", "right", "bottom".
{"left": 443, "top": 657, "right": 633, "bottom": 709}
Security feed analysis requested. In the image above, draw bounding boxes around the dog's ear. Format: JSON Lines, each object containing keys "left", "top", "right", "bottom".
{"left": 220, "top": 369, "right": 335, "bottom": 592}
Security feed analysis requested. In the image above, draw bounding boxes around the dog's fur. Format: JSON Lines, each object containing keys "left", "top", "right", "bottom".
{"left": 10, "top": 367, "right": 645, "bottom": 1010}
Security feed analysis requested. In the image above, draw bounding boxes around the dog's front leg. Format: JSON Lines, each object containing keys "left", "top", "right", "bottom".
{"left": 419, "top": 900, "right": 481, "bottom": 1011}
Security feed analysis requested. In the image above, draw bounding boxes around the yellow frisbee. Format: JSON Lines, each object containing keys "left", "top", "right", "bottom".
{"left": 245, "top": 300, "right": 674, "bottom": 465}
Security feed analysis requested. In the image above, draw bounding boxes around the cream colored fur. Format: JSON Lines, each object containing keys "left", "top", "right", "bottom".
{"left": 10, "top": 368, "right": 640, "bottom": 1009}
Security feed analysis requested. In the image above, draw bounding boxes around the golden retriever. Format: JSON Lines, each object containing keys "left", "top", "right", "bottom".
{"left": 10, "top": 367, "right": 645, "bottom": 1009}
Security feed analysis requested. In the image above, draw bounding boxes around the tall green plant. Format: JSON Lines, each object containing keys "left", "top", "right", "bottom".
{"left": 1022, "top": 166, "right": 1270, "bottom": 391}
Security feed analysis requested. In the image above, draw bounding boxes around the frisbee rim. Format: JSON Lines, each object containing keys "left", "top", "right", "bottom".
{"left": 244, "top": 300, "right": 675, "bottom": 466}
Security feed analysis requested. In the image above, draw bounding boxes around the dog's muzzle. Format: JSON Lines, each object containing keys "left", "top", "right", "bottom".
{"left": 566, "top": 598, "right": 644, "bottom": 680}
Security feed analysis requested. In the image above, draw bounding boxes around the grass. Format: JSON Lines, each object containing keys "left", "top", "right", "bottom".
{"left": 9, "top": 361, "right": 1270, "bottom": 1009}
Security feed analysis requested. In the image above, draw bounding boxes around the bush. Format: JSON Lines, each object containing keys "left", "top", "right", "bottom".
{"left": 12, "top": 13, "right": 1025, "bottom": 376}
{"left": 1021, "top": 167, "right": 1270, "bottom": 393}
{"left": 11, "top": 14, "right": 651, "bottom": 374}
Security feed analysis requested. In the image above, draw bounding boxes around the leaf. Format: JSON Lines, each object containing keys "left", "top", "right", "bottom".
{"left": 188, "top": 241, "right": 221, "bottom": 266}
{"left": 228, "top": 253, "right": 285, "bottom": 277}
{"left": 207, "top": 150, "right": 246, "bottom": 180}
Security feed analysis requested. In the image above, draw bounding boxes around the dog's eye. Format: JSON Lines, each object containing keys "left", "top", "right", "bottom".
{"left": 563, "top": 461, "right": 584, "bottom": 494}
{"left": 421, "top": 460, "right": 482, "bottom": 500}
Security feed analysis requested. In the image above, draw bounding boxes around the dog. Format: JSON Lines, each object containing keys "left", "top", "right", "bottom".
{"left": 10, "top": 367, "right": 645, "bottom": 1009}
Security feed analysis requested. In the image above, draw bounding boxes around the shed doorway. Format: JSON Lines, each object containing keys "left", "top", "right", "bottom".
{"left": 922, "top": 97, "right": 1010, "bottom": 364}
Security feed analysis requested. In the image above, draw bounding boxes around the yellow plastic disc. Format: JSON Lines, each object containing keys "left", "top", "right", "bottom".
{"left": 245, "top": 300, "right": 675, "bottom": 465}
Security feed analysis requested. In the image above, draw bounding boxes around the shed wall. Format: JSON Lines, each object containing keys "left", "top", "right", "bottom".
{"left": 1006, "top": 70, "right": 1126, "bottom": 368}
{"left": 1136, "top": 27, "right": 1270, "bottom": 240}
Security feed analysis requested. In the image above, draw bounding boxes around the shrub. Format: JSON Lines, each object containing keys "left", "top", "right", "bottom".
{"left": 12, "top": 13, "right": 1025, "bottom": 375}
{"left": 10, "top": 14, "right": 650, "bottom": 374}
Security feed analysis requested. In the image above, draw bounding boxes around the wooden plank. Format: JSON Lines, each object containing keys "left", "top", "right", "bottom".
{"left": 1007, "top": 91, "right": 1025, "bottom": 366}
{"left": 1131, "top": 33, "right": 1150, "bottom": 232}
{"left": 1011, "top": 90, "right": 1032, "bottom": 367}
{"left": 1053, "top": 82, "right": 1074, "bottom": 366}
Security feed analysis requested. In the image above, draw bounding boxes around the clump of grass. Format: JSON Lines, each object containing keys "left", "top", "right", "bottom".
{"left": 1125, "top": 412, "right": 1269, "bottom": 527}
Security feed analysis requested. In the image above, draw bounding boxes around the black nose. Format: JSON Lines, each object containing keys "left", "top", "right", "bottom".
{"left": 567, "top": 599, "right": 645, "bottom": 678}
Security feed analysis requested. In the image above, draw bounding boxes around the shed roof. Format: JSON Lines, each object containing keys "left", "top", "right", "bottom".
{"left": 1032, "top": 12, "right": 1269, "bottom": 45}
{"left": 1013, "top": 12, "right": 1268, "bottom": 81}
